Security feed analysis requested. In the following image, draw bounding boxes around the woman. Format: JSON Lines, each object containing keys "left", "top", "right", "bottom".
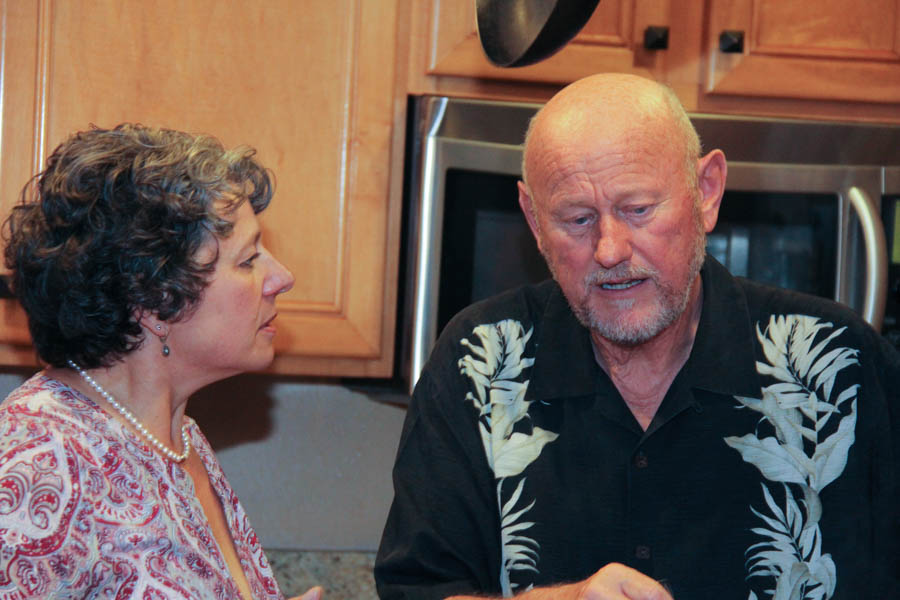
{"left": 0, "top": 124, "right": 322, "bottom": 600}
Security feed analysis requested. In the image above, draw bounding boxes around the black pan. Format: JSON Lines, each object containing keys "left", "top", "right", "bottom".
{"left": 476, "top": 0, "right": 601, "bottom": 68}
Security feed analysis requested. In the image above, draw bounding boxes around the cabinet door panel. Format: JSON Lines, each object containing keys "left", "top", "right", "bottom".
{"left": 0, "top": 0, "right": 402, "bottom": 375}
{"left": 706, "top": 0, "right": 900, "bottom": 103}
{"left": 0, "top": 0, "right": 44, "bottom": 364}
{"left": 426, "top": 0, "right": 671, "bottom": 84}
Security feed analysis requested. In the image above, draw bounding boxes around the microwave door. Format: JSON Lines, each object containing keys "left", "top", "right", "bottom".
{"left": 719, "top": 163, "right": 887, "bottom": 329}
{"left": 408, "top": 138, "right": 524, "bottom": 390}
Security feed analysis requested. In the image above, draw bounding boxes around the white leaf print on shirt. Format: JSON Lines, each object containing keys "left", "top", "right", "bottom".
{"left": 459, "top": 319, "right": 559, "bottom": 597}
{"left": 725, "top": 315, "right": 858, "bottom": 600}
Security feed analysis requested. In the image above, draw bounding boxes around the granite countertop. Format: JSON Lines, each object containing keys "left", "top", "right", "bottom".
{"left": 267, "top": 550, "right": 378, "bottom": 600}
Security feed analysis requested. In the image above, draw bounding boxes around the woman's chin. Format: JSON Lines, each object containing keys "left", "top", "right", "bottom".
{"left": 248, "top": 348, "right": 277, "bottom": 372}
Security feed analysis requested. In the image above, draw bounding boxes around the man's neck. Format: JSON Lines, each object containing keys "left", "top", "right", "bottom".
{"left": 591, "top": 280, "right": 704, "bottom": 430}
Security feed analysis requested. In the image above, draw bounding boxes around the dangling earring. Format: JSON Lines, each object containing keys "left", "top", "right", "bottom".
{"left": 156, "top": 324, "right": 170, "bottom": 357}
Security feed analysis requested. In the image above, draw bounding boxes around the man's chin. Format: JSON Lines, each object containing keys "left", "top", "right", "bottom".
{"left": 593, "top": 322, "right": 666, "bottom": 347}
{"left": 578, "top": 306, "right": 674, "bottom": 347}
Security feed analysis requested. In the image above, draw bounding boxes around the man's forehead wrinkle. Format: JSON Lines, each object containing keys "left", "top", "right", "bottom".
{"left": 534, "top": 134, "right": 659, "bottom": 200}
{"left": 539, "top": 151, "right": 590, "bottom": 194}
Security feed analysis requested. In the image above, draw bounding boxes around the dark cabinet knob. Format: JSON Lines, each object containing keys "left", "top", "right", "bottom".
{"left": 719, "top": 30, "right": 745, "bottom": 53}
{"left": 643, "top": 26, "right": 669, "bottom": 50}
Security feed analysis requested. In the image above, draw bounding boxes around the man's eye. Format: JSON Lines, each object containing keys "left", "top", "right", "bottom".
{"left": 570, "top": 215, "right": 592, "bottom": 226}
{"left": 630, "top": 206, "right": 650, "bottom": 216}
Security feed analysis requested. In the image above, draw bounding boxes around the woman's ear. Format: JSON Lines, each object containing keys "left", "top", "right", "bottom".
{"left": 137, "top": 311, "right": 168, "bottom": 341}
{"left": 137, "top": 311, "right": 172, "bottom": 357}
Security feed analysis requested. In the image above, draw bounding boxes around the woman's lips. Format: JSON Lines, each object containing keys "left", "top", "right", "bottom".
{"left": 260, "top": 314, "right": 277, "bottom": 332}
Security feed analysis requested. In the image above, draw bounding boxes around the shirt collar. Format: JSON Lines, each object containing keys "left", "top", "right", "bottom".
{"left": 685, "top": 256, "right": 763, "bottom": 398}
{"left": 527, "top": 256, "right": 764, "bottom": 402}
{"left": 527, "top": 285, "right": 598, "bottom": 400}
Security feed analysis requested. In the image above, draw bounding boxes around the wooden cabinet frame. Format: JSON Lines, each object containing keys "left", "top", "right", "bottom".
{"left": 0, "top": 0, "right": 409, "bottom": 377}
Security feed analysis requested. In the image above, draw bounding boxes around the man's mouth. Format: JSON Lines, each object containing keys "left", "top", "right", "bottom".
{"left": 599, "top": 279, "right": 644, "bottom": 290}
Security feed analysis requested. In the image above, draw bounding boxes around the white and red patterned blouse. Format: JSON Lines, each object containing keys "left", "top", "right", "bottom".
{"left": 0, "top": 373, "right": 284, "bottom": 599}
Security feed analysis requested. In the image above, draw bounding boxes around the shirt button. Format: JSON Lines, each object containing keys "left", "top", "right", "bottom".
{"left": 635, "top": 545, "right": 651, "bottom": 560}
{"left": 633, "top": 451, "right": 649, "bottom": 469}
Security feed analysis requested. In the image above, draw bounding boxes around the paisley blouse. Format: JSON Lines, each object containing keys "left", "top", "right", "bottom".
{"left": 0, "top": 373, "right": 284, "bottom": 599}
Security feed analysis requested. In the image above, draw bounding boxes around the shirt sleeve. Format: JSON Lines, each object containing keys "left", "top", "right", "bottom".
{"left": 872, "top": 334, "right": 900, "bottom": 596}
{"left": 374, "top": 365, "right": 503, "bottom": 600}
{"left": 0, "top": 423, "right": 101, "bottom": 598}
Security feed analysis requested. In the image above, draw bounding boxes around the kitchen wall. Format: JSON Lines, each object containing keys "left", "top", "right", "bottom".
{"left": 0, "top": 369, "right": 409, "bottom": 598}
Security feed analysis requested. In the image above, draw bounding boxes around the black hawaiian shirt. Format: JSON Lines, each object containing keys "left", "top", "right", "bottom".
{"left": 375, "top": 257, "right": 900, "bottom": 600}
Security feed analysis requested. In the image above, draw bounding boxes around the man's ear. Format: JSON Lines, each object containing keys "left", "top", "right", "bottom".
{"left": 696, "top": 149, "right": 727, "bottom": 233}
{"left": 518, "top": 180, "right": 543, "bottom": 252}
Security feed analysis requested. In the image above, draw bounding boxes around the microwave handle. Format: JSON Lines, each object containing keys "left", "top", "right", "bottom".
{"left": 847, "top": 186, "right": 888, "bottom": 330}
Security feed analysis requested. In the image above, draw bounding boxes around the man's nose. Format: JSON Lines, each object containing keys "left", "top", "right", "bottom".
{"left": 593, "top": 217, "right": 632, "bottom": 268}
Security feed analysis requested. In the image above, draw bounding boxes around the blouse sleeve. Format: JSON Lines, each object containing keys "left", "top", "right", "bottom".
{"left": 0, "top": 418, "right": 106, "bottom": 598}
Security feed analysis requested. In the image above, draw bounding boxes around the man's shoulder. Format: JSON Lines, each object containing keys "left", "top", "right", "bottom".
{"left": 440, "top": 280, "right": 560, "bottom": 340}
{"left": 737, "top": 277, "right": 871, "bottom": 329}
{"left": 734, "top": 277, "right": 895, "bottom": 361}
{"left": 419, "top": 280, "right": 560, "bottom": 383}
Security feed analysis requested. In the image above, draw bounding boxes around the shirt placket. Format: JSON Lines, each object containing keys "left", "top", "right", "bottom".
{"left": 623, "top": 375, "right": 700, "bottom": 584}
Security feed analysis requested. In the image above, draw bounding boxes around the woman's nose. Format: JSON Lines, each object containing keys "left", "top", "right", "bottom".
{"left": 265, "top": 256, "right": 294, "bottom": 296}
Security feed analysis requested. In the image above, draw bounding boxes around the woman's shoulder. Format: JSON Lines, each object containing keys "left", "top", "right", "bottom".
{"left": 0, "top": 374, "right": 159, "bottom": 590}
{"left": 1, "top": 372, "right": 104, "bottom": 441}
{"left": 0, "top": 374, "right": 106, "bottom": 561}
{"left": 0, "top": 372, "right": 117, "bottom": 501}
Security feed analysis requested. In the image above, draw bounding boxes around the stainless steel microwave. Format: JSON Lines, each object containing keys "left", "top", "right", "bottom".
{"left": 396, "top": 95, "right": 900, "bottom": 392}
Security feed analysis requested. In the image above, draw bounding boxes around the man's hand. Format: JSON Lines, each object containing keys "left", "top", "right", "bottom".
{"left": 288, "top": 586, "right": 323, "bottom": 600}
{"left": 573, "top": 563, "right": 673, "bottom": 599}
{"left": 448, "top": 562, "right": 672, "bottom": 600}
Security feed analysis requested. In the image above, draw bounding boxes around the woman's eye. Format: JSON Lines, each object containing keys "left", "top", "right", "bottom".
{"left": 240, "top": 253, "right": 260, "bottom": 268}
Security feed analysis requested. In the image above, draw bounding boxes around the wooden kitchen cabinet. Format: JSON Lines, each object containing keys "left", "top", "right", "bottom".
{"left": 405, "top": 0, "right": 706, "bottom": 107}
{"left": 408, "top": 0, "right": 900, "bottom": 122}
{"left": 421, "top": 0, "right": 673, "bottom": 84}
{"left": 0, "top": 0, "right": 407, "bottom": 376}
{"left": 704, "top": 0, "right": 900, "bottom": 104}
{"left": 696, "top": 0, "right": 900, "bottom": 121}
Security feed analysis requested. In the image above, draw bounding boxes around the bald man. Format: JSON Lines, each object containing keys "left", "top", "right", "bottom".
{"left": 375, "top": 74, "right": 900, "bottom": 600}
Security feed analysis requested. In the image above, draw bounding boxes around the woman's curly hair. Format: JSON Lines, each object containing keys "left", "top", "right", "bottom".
{"left": 2, "top": 123, "right": 273, "bottom": 369}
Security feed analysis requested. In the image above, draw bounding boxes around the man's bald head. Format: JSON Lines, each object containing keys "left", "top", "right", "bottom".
{"left": 521, "top": 74, "right": 701, "bottom": 196}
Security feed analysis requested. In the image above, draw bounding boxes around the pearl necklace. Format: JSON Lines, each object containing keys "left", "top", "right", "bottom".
{"left": 67, "top": 360, "right": 190, "bottom": 462}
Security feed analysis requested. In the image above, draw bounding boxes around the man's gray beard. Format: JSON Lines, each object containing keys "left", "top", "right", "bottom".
{"left": 548, "top": 230, "right": 707, "bottom": 347}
